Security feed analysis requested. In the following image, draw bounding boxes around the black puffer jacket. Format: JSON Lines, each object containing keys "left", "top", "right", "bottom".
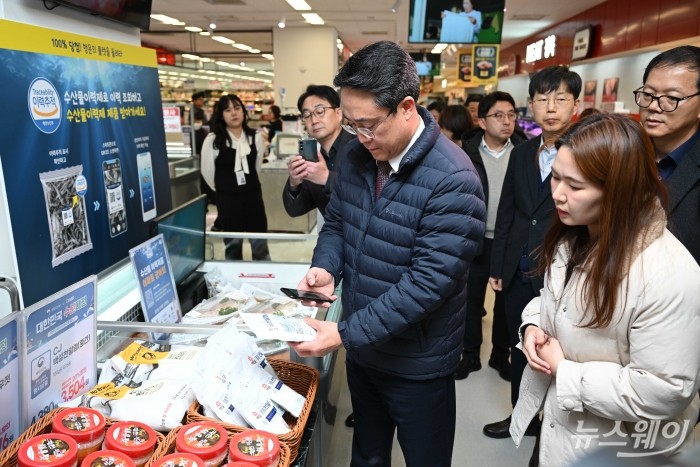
{"left": 312, "top": 107, "right": 486, "bottom": 380}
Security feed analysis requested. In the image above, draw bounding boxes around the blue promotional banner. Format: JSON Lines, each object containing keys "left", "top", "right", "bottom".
{"left": 0, "top": 313, "right": 20, "bottom": 453}
{"left": 0, "top": 20, "right": 172, "bottom": 307}
{"left": 129, "top": 234, "right": 181, "bottom": 340}
{"left": 22, "top": 276, "right": 96, "bottom": 428}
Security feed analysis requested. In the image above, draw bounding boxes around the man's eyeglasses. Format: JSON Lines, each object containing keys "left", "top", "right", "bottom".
{"left": 531, "top": 97, "right": 573, "bottom": 107}
{"left": 301, "top": 106, "right": 337, "bottom": 121}
{"left": 341, "top": 110, "right": 393, "bottom": 140}
{"left": 483, "top": 111, "right": 519, "bottom": 122}
{"left": 633, "top": 86, "right": 700, "bottom": 112}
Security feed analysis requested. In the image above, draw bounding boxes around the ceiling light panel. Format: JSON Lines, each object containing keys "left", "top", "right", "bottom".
{"left": 212, "top": 36, "right": 235, "bottom": 44}
{"left": 285, "top": 0, "right": 312, "bottom": 11}
{"left": 302, "top": 13, "right": 324, "bottom": 25}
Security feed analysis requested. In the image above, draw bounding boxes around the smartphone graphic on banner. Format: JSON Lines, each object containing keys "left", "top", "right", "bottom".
{"left": 102, "top": 158, "right": 127, "bottom": 237}
{"left": 137, "top": 152, "right": 157, "bottom": 221}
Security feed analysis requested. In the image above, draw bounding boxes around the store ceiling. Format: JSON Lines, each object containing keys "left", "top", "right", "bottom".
{"left": 144, "top": 0, "right": 608, "bottom": 85}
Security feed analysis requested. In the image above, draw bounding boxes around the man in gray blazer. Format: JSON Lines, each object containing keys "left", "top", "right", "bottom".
{"left": 637, "top": 45, "right": 700, "bottom": 266}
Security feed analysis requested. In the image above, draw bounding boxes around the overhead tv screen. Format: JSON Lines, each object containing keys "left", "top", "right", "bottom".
{"left": 409, "top": 52, "right": 441, "bottom": 76}
{"left": 408, "top": 0, "right": 506, "bottom": 44}
{"left": 50, "top": 0, "right": 153, "bottom": 30}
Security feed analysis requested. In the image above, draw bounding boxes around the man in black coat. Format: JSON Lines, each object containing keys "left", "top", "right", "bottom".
{"left": 455, "top": 91, "right": 525, "bottom": 381}
{"left": 485, "top": 66, "right": 581, "bottom": 440}
{"left": 637, "top": 45, "right": 700, "bottom": 266}
{"left": 637, "top": 45, "right": 700, "bottom": 425}
{"left": 283, "top": 85, "right": 354, "bottom": 218}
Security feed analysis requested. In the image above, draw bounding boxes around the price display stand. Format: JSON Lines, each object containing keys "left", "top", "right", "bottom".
{"left": 21, "top": 276, "right": 97, "bottom": 429}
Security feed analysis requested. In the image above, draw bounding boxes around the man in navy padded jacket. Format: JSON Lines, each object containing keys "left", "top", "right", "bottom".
{"left": 289, "top": 41, "right": 486, "bottom": 467}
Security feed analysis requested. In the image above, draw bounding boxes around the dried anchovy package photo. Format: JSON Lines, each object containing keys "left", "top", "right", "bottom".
{"left": 39, "top": 165, "right": 93, "bottom": 267}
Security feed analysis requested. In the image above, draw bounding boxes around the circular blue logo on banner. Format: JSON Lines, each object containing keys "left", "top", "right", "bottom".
{"left": 28, "top": 77, "right": 62, "bottom": 134}
{"left": 75, "top": 174, "right": 88, "bottom": 197}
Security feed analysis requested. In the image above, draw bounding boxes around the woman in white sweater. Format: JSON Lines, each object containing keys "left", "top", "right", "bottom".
{"left": 510, "top": 113, "right": 700, "bottom": 466}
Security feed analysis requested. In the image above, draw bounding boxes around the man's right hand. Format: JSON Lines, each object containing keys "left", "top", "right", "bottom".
{"left": 287, "top": 155, "right": 308, "bottom": 189}
{"left": 488, "top": 277, "right": 502, "bottom": 291}
{"left": 297, "top": 267, "right": 336, "bottom": 308}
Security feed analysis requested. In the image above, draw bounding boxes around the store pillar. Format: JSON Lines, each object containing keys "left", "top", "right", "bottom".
{"left": 272, "top": 26, "right": 338, "bottom": 114}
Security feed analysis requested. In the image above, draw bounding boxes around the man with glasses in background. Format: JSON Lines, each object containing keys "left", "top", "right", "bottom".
{"left": 485, "top": 67, "right": 580, "bottom": 461}
{"left": 455, "top": 91, "right": 525, "bottom": 382}
{"left": 289, "top": 41, "right": 486, "bottom": 467}
{"left": 638, "top": 46, "right": 700, "bottom": 426}
{"left": 283, "top": 84, "right": 355, "bottom": 218}
{"left": 636, "top": 45, "right": 700, "bottom": 266}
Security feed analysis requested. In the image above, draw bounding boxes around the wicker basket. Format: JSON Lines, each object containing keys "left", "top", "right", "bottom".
{"left": 187, "top": 358, "right": 319, "bottom": 462}
{"left": 146, "top": 425, "right": 291, "bottom": 467}
{"left": 0, "top": 407, "right": 165, "bottom": 467}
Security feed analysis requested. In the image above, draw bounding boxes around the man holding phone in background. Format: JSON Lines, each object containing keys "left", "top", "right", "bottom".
{"left": 282, "top": 84, "right": 355, "bottom": 218}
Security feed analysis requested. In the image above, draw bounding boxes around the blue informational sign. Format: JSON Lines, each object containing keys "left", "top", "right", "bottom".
{"left": 0, "top": 20, "right": 172, "bottom": 307}
{"left": 22, "top": 276, "right": 97, "bottom": 428}
{"left": 0, "top": 313, "right": 20, "bottom": 453}
{"left": 129, "top": 234, "right": 181, "bottom": 340}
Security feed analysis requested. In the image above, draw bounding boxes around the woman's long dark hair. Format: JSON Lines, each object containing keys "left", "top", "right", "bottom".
{"left": 537, "top": 113, "right": 668, "bottom": 328}
{"left": 210, "top": 94, "right": 251, "bottom": 151}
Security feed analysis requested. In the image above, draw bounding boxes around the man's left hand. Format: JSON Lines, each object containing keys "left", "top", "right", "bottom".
{"left": 288, "top": 317, "right": 342, "bottom": 357}
{"left": 303, "top": 157, "right": 330, "bottom": 186}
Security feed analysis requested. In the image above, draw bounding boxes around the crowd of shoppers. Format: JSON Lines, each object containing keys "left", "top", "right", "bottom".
{"left": 204, "top": 40, "right": 700, "bottom": 467}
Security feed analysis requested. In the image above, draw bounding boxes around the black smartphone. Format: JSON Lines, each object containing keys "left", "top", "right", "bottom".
{"left": 298, "top": 139, "right": 318, "bottom": 162}
{"left": 280, "top": 287, "right": 335, "bottom": 303}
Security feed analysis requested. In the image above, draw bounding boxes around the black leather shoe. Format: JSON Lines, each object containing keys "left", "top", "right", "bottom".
{"left": 454, "top": 357, "right": 481, "bottom": 380}
{"left": 344, "top": 413, "right": 354, "bottom": 428}
{"left": 483, "top": 415, "right": 513, "bottom": 438}
{"left": 483, "top": 415, "right": 540, "bottom": 439}
{"left": 488, "top": 355, "right": 511, "bottom": 382}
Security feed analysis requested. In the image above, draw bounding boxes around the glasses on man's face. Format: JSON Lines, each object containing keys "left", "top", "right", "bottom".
{"left": 301, "top": 106, "right": 337, "bottom": 121}
{"left": 341, "top": 110, "right": 393, "bottom": 140}
{"left": 633, "top": 86, "right": 700, "bottom": 112}
{"left": 531, "top": 96, "right": 572, "bottom": 108}
{"left": 483, "top": 111, "right": 519, "bottom": 123}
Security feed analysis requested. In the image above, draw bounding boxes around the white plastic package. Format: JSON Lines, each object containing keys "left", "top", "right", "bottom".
{"left": 182, "top": 287, "right": 256, "bottom": 325}
{"left": 205, "top": 323, "right": 276, "bottom": 376}
{"left": 81, "top": 376, "right": 195, "bottom": 431}
{"left": 204, "top": 267, "right": 233, "bottom": 297}
{"left": 98, "top": 341, "right": 201, "bottom": 384}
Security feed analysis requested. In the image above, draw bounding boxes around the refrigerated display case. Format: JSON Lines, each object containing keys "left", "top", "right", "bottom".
{"left": 95, "top": 249, "right": 343, "bottom": 467}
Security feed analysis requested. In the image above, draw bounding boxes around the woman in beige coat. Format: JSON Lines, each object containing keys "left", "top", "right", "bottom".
{"left": 510, "top": 113, "right": 700, "bottom": 466}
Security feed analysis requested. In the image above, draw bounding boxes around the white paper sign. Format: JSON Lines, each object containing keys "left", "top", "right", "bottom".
{"left": 162, "top": 106, "right": 182, "bottom": 133}
{"left": 240, "top": 314, "right": 316, "bottom": 342}
{"left": 22, "top": 276, "right": 97, "bottom": 428}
